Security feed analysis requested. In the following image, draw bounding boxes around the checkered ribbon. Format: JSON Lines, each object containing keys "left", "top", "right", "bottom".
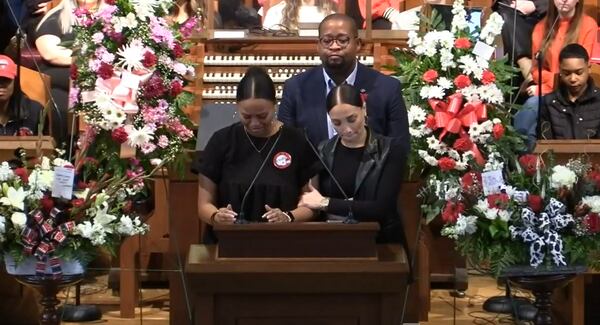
{"left": 21, "top": 208, "right": 76, "bottom": 277}
{"left": 509, "top": 198, "right": 574, "bottom": 267}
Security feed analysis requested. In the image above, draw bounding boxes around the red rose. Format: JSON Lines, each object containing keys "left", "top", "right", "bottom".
{"left": 40, "top": 196, "right": 54, "bottom": 212}
{"left": 422, "top": 69, "right": 439, "bottom": 84}
{"left": 588, "top": 170, "right": 600, "bottom": 190}
{"left": 70, "top": 65, "right": 78, "bottom": 80}
{"left": 461, "top": 172, "right": 482, "bottom": 191}
{"left": 98, "top": 62, "right": 114, "bottom": 80}
{"left": 170, "top": 80, "right": 183, "bottom": 96}
{"left": 104, "top": 0, "right": 115, "bottom": 5}
{"left": 454, "top": 38, "right": 472, "bottom": 49}
{"left": 453, "top": 137, "right": 473, "bottom": 152}
{"left": 142, "top": 51, "right": 157, "bottom": 68}
{"left": 72, "top": 198, "right": 85, "bottom": 208}
{"left": 172, "top": 42, "right": 185, "bottom": 58}
{"left": 111, "top": 127, "right": 128, "bottom": 144}
{"left": 14, "top": 167, "right": 28, "bottom": 183}
{"left": 454, "top": 75, "right": 471, "bottom": 89}
{"left": 519, "top": 154, "right": 539, "bottom": 176}
{"left": 487, "top": 193, "right": 510, "bottom": 209}
{"left": 482, "top": 70, "right": 496, "bottom": 85}
{"left": 438, "top": 157, "right": 457, "bottom": 172}
{"left": 492, "top": 124, "right": 505, "bottom": 140}
{"left": 527, "top": 194, "right": 543, "bottom": 213}
{"left": 584, "top": 213, "right": 600, "bottom": 233}
{"left": 425, "top": 114, "right": 436, "bottom": 129}
{"left": 442, "top": 201, "right": 465, "bottom": 223}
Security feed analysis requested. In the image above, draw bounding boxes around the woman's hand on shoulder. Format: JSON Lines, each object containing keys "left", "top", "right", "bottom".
{"left": 299, "top": 182, "right": 325, "bottom": 210}
{"left": 212, "top": 204, "right": 238, "bottom": 224}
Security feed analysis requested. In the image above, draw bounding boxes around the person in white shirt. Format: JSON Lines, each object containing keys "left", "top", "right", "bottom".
{"left": 261, "top": 0, "right": 337, "bottom": 30}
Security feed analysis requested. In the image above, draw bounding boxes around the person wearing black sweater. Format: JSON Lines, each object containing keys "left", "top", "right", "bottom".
{"left": 299, "top": 83, "right": 408, "bottom": 244}
{"left": 538, "top": 43, "right": 600, "bottom": 140}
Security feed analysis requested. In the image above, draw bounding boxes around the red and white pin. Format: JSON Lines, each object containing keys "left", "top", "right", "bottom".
{"left": 273, "top": 152, "right": 292, "bottom": 169}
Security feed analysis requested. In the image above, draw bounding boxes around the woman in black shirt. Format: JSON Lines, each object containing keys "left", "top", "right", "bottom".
{"left": 299, "top": 84, "right": 407, "bottom": 243}
{"left": 195, "top": 67, "right": 317, "bottom": 243}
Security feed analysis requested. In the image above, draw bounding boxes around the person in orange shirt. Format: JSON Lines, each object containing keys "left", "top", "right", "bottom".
{"left": 513, "top": 0, "right": 598, "bottom": 151}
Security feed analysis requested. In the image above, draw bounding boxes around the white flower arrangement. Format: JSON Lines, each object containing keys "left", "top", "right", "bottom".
{"left": 581, "top": 196, "right": 600, "bottom": 213}
{"left": 550, "top": 165, "right": 578, "bottom": 189}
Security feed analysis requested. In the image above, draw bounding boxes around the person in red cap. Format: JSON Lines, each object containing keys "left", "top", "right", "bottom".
{"left": 0, "top": 54, "right": 40, "bottom": 136}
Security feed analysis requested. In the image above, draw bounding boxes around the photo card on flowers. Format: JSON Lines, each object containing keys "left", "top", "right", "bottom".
{"left": 472, "top": 41, "right": 494, "bottom": 60}
{"left": 481, "top": 169, "right": 505, "bottom": 196}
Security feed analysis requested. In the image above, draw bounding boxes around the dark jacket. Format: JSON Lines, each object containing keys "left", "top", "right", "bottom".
{"left": 538, "top": 81, "right": 600, "bottom": 140}
{"left": 318, "top": 129, "right": 406, "bottom": 244}
{"left": 278, "top": 62, "right": 410, "bottom": 155}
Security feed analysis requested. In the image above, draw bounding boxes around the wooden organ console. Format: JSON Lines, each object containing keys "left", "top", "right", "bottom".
{"left": 185, "top": 31, "right": 408, "bottom": 125}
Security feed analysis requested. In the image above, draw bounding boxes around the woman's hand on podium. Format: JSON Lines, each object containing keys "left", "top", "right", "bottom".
{"left": 212, "top": 204, "right": 238, "bottom": 224}
{"left": 262, "top": 205, "right": 292, "bottom": 223}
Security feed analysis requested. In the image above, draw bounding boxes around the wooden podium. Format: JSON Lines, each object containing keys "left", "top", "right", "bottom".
{"left": 0, "top": 136, "right": 55, "bottom": 162}
{"left": 534, "top": 140, "right": 600, "bottom": 164}
{"left": 185, "top": 222, "right": 409, "bottom": 325}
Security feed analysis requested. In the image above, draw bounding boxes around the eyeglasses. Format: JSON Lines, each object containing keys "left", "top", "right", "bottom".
{"left": 319, "top": 35, "right": 355, "bottom": 48}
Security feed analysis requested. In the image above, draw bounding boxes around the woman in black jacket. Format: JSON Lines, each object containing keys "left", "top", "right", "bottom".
{"left": 538, "top": 43, "right": 600, "bottom": 140}
{"left": 299, "top": 84, "right": 407, "bottom": 244}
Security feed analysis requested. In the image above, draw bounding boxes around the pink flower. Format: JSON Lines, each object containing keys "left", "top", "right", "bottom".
{"left": 141, "top": 142, "right": 157, "bottom": 154}
{"left": 92, "top": 32, "right": 104, "bottom": 44}
{"left": 157, "top": 135, "right": 169, "bottom": 148}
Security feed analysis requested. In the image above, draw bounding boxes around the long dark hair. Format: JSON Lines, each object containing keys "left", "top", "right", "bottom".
{"left": 236, "top": 67, "right": 276, "bottom": 103}
{"left": 540, "top": 1, "right": 585, "bottom": 68}
{"left": 326, "top": 84, "right": 363, "bottom": 112}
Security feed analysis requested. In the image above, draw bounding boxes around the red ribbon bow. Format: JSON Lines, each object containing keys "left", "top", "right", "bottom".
{"left": 428, "top": 94, "right": 488, "bottom": 165}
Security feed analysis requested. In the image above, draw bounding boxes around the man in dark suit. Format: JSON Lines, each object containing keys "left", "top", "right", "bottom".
{"left": 278, "top": 13, "right": 409, "bottom": 151}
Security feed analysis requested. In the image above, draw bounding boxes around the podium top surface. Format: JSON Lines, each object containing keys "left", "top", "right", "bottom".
{"left": 186, "top": 244, "right": 408, "bottom": 273}
{"left": 534, "top": 140, "right": 600, "bottom": 153}
{"left": 213, "top": 222, "right": 380, "bottom": 232}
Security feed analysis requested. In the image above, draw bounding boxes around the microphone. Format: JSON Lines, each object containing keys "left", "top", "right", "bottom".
{"left": 236, "top": 125, "right": 283, "bottom": 224}
{"left": 303, "top": 129, "right": 357, "bottom": 224}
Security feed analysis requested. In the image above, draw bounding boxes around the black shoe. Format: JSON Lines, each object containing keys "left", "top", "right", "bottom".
{"left": 59, "top": 304, "right": 102, "bottom": 322}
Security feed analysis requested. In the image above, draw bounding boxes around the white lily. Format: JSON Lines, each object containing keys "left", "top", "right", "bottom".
{"left": 0, "top": 187, "right": 27, "bottom": 210}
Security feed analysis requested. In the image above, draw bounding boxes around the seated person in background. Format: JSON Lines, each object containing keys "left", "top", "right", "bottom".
{"left": 513, "top": 0, "right": 597, "bottom": 150}
{"left": 0, "top": 55, "right": 40, "bottom": 135}
{"left": 538, "top": 43, "right": 600, "bottom": 139}
{"left": 169, "top": 0, "right": 201, "bottom": 25}
{"left": 194, "top": 67, "right": 318, "bottom": 243}
{"left": 262, "top": 0, "right": 337, "bottom": 30}
{"left": 493, "top": 0, "right": 547, "bottom": 82}
{"left": 35, "top": 0, "right": 103, "bottom": 146}
{"left": 299, "top": 84, "right": 408, "bottom": 244}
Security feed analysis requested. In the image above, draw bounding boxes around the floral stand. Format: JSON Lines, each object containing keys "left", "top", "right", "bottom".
{"left": 503, "top": 265, "right": 586, "bottom": 325}
{"left": 4, "top": 255, "right": 84, "bottom": 325}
